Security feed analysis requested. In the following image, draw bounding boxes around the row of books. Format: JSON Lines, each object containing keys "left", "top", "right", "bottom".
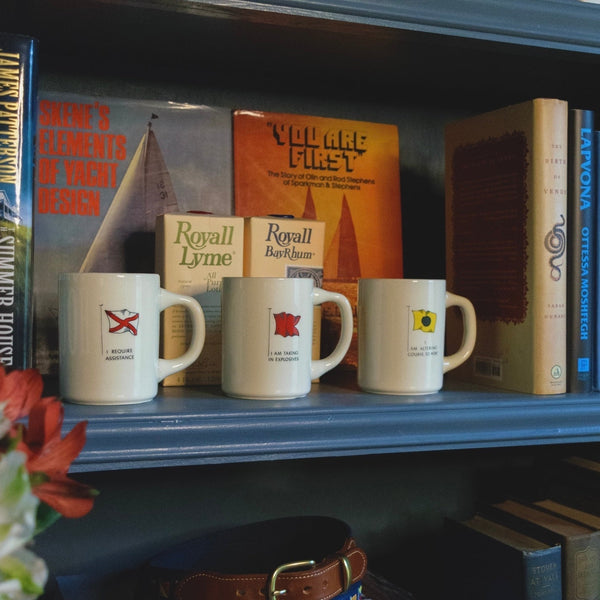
{"left": 32, "top": 89, "right": 404, "bottom": 376}
{"left": 445, "top": 454, "right": 600, "bottom": 600}
{"left": 9, "top": 28, "right": 600, "bottom": 396}
{"left": 4, "top": 34, "right": 407, "bottom": 378}
{"left": 445, "top": 98, "right": 599, "bottom": 395}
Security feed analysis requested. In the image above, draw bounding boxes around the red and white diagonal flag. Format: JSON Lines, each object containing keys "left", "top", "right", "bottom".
{"left": 105, "top": 309, "right": 140, "bottom": 335}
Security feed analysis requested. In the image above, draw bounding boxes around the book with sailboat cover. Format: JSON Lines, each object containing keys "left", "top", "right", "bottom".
{"left": 0, "top": 34, "right": 38, "bottom": 370}
{"left": 33, "top": 91, "right": 232, "bottom": 375}
{"left": 232, "top": 109, "right": 404, "bottom": 372}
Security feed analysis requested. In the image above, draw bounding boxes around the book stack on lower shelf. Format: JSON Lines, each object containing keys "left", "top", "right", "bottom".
{"left": 444, "top": 454, "right": 600, "bottom": 600}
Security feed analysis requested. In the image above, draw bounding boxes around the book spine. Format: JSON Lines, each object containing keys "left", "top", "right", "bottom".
{"left": 594, "top": 131, "right": 600, "bottom": 391}
{"left": 562, "top": 534, "right": 600, "bottom": 600}
{"left": 445, "top": 518, "right": 562, "bottom": 600}
{"left": 0, "top": 34, "right": 37, "bottom": 370}
{"left": 531, "top": 99, "right": 568, "bottom": 394}
{"left": 567, "top": 109, "right": 595, "bottom": 392}
{"left": 522, "top": 549, "right": 562, "bottom": 600}
{"left": 483, "top": 502, "right": 600, "bottom": 600}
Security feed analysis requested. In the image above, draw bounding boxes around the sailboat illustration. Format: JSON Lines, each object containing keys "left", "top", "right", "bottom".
{"left": 324, "top": 194, "right": 361, "bottom": 280}
{"left": 316, "top": 191, "right": 361, "bottom": 370}
{"left": 80, "top": 116, "right": 179, "bottom": 273}
{"left": 302, "top": 187, "right": 317, "bottom": 220}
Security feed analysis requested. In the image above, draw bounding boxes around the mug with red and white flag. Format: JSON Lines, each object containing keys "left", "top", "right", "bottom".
{"left": 58, "top": 272, "right": 205, "bottom": 404}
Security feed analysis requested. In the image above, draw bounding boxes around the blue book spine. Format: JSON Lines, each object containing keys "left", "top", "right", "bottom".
{"left": 594, "top": 130, "right": 600, "bottom": 391}
{"left": 567, "top": 109, "right": 595, "bottom": 392}
{"left": 0, "top": 33, "right": 37, "bottom": 369}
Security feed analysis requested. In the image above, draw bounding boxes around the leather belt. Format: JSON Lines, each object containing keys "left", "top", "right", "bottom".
{"left": 141, "top": 516, "right": 368, "bottom": 600}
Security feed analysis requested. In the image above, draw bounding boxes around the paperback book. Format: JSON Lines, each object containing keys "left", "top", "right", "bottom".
{"left": 445, "top": 98, "right": 568, "bottom": 394}
{"left": 233, "top": 109, "right": 403, "bottom": 372}
{"left": 33, "top": 91, "right": 232, "bottom": 374}
{"left": 0, "top": 33, "right": 38, "bottom": 370}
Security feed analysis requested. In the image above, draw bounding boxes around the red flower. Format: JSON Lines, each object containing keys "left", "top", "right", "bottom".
{"left": 16, "top": 398, "right": 96, "bottom": 518}
{"left": 0, "top": 365, "right": 96, "bottom": 519}
{"left": 0, "top": 367, "right": 47, "bottom": 422}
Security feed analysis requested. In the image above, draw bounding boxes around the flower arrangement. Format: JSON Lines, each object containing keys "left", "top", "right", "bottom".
{"left": 0, "top": 367, "right": 96, "bottom": 599}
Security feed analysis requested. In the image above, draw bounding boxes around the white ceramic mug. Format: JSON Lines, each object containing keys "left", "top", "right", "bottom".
{"left": 221, "top": 277, "right": 353, "bottom": 399}
{"left": 358, "top": 279, "right": 476, "bottom": 395}
{"left": 59, "top": 273, "right": 206, "bottom": 405}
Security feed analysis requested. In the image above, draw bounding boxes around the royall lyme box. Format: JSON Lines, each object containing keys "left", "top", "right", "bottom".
{"left": 156, "top": 212, "right": 244, "bottom": 385}
{"left": 243, "top": 216, "right": 325, "bottom": 362}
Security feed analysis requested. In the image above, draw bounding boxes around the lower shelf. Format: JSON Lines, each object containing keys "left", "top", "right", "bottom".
{"left": 59, "top": 380, "right": 600, "bottom": 472}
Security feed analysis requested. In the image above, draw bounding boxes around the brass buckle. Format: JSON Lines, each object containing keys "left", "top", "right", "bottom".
{"left": 267, "top": 556, "right": 352, "bottom": 600}
{"left": 268, "top": 560, "right": 316, "bottom": 600}
{"left": 338, "top": 555, "right": 352, "bottom": 593}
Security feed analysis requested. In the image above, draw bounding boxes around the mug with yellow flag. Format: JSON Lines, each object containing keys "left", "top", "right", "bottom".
{"left": 357, "top": 279, "right": 476, "bottom": 395}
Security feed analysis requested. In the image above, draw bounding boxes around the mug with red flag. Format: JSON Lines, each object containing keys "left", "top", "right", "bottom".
{"left": 221, "top": 277, "right": 352, "bottom": 400}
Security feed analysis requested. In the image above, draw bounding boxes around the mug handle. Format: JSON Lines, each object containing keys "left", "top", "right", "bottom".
{"left": 443, "top": 291, "right": 477, "bottom": 373}
{"left": 310, "top": 288, "right": 353, "bottom": 380}
{"left": 156, "top": 289, "right": 206, "bottom": 382}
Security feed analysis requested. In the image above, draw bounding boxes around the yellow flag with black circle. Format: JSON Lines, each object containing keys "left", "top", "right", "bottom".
{"left": 412, "top": 309, "right": 437, "bottom": 333}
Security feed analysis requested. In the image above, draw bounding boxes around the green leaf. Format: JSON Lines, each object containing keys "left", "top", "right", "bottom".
{"left": 35, "top": 503, "right": 61, "bottom": 535}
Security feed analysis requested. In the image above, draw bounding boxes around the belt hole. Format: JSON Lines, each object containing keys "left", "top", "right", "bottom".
{"left": 303, "top": 587, "right": 312, "bottom": 596}
{"left": 322, "top": 580, "right": 328, "bottom": 590}
{"left": 236, "top": 590, "right": 246, "bottom": 597}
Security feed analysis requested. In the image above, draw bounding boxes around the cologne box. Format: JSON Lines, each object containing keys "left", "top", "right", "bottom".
{"left": 243, "top": 216, "right": 325, "bottom": 280}
{"left": 244, "top": 216, "right": 325, "bottom": 362}
{"left": 156, "top": 212, "right": 244, "bottom": 386}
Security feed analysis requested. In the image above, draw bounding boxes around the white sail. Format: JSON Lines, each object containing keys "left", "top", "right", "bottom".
{"left": 80, "top": 120, "right": 179, "bottom": 273}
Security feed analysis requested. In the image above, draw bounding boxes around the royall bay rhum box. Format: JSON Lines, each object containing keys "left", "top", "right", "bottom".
{"left": 244, "top": 216, "right": 325, "bottom": 362}
{"left": 156, "top": 212, "right": 244, "bottom": 385}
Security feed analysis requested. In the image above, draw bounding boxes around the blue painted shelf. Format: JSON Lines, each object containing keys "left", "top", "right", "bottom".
{"left": 63, "top": 383, "right": 600, "bottom": 472}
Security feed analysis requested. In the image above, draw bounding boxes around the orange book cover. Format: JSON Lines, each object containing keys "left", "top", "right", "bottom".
{"left": 233, "top": 110, "right": 403, "bottom": 371}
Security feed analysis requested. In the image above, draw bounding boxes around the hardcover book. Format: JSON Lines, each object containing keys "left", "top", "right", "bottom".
{"left": 483, "top": 499, "right": 600, "bottom": 600}
{"left": 33, "top": 91, "right": 232, "bottom": 374}
{"left": 232, "top": 109, "right": 403, "bottom": 372}
{"left": 567, "top": 109, "right": 595, "bottom": 392}
{"left": 155, "top": 212, "right": 244, "bottom": 386}
{"left": 0, "top": 33, "right": 38, "bottom": 370}
{"left": 444, "top": 514, "right": 562, "bottom": 600}
{"left": 594, "top": 130, "right": 600, "bottom": 391}
{"left": 534, "top": 498, "right": 600, "bottom": 530}
{"left": 549, "top": 455, "right": 600, "bottom": 500}
{"left": 445, "top": 98, "right": 568, "bottom": 394}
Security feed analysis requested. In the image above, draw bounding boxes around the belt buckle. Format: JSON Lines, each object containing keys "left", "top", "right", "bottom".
{"left": 268, "top": 560, "right": 316, "bottom": 600}
{"left": 268, "top": 556, "right": 353, "bottom": 600}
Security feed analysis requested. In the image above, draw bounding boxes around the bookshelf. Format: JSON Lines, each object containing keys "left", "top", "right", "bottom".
{"left": 8, "top": 1, "right": 600, "bottom": 599}
{"left": 66, "top": 384, "right": 600, "bottom": 473}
